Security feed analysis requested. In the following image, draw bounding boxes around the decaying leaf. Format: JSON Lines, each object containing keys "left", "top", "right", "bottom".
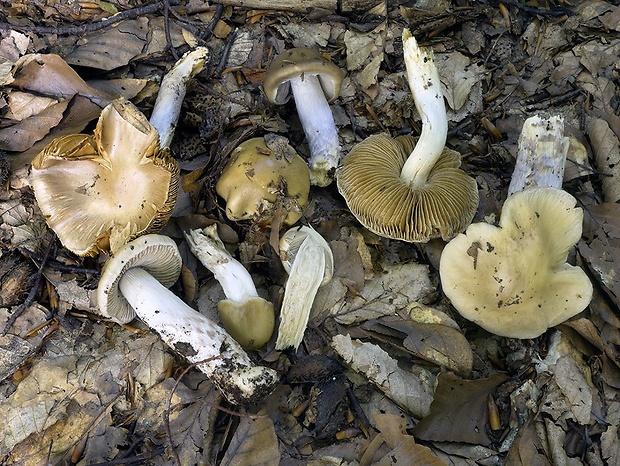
{"left": 435, "top": 51, "right": 485, "bottom": 111}
{"left": 587, "top": 118, "right": 620, "bottom": 203}
{"left": 329, "top": 262, "right": 436, "bottom": 325}
{"left": 219, "top": 410, "right": 280, "bottom": 466}
{"left": 332, "top": 334, "right": 435, "bottom": 418}
{"left": 362, "top": 313, "right": 474, "bottom": 376}
{"left": 579, "top": 203, "right": 620, "bottom": 306}
{"left": 413, "top": 372, "right": 509, "bottom": 446}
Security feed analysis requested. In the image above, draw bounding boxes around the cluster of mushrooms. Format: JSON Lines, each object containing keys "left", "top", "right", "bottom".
{"left": 28, "top": 30, "right": 593, "bottom": 404}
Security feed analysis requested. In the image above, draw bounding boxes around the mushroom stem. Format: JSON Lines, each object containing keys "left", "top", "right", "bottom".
{"left": 118, "top": 266, "right": 278, "bottom": 403}
{"left": 184, "top": 225, "right": 259, "bottom": 303}
{"left": 150, "top": 47, "right": 209, "bottom": 150}
{"left": 399, "top": 30, "right": 448, "bottom": 189}
{"left": 289, "top": 74, "right": 340, "bottom": 187}
{"left": 507, "top": 115, "right": 570, "bottom": 196}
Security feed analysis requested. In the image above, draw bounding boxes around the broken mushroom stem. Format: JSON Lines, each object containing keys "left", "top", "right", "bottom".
{"left": 276, "top": 225, "right": 334, "bottom": 350}
{"left": 97, "top": 234, "right": 278, "bottom": 403}
{"left": 507, "top": 115, "right": 570, "bottom": 195}
{"left": 149, "top": 47, "right": 209, "bottom": 150}
{"left": 184, "top": 225, "right": 275, "bottom": 350}
{"left": 400, "top": 29, "right": 448, "bottom": 189}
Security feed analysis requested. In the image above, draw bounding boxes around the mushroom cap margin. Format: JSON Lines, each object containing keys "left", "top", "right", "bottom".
{"left": 336, "top": 134, "right": 479, "bottom": 242}
{"left": 97, "top": 234, "right": 183, "bottom": 324}
{"left": 263, "top": 48, "right": 345, "bottom": 105}
{"left": 439, "top": 187, "right": 593, "bottom": 339}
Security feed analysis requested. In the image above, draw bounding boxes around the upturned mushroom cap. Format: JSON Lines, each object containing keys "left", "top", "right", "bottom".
{"left": 97, "top": 234, "right": 182, "bottom": 324}
{"left": 336, "top": 134, "right": 479, "bottom": 242}
{"left": 439, "top": 187, "right": 593, "bottom": 339}
{"left": 263, "top": 48, "right": 345, "bottom": 105}
{"left": 218, "top": 298, "right": 275, "bottom": 350}
{"left": 30, "top": 98, "right": 180, "bottom": 256}
{"left": 215, "top": 134, "right": 310, "bottom": 226}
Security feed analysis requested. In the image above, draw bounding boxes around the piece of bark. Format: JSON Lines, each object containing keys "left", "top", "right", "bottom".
{"left": 211, "top": 0, "right": 337, "bottom": 13}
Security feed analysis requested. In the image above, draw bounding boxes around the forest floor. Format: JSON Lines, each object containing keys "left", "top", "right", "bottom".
{"left": 1, "top": 0, "right": 620, "bottom": 465}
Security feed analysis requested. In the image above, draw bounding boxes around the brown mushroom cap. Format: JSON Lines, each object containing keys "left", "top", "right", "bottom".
{"left": 97, "top": 234, "right": 182, "bottom": 324}
{"left": 30, "top": 98, "right": 179, "bottom": 256}
{"left": 263, "top": 48, "right": 345, "bottom": 105}
{"left": 336, "top": 134, "right": 479, "bottom": 242}
{"left": 439, "top": 187, "right": 593, "bottom": 339}
{"left": 218, "top": 297, "right": 275, "bottom": 350}
{"left": 215, "top": 135, "right": 310, "bottom": 226}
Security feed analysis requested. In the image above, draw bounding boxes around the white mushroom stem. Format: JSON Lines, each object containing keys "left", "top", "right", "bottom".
{"left": 184, "top": 225, "right": 259, "bottom": 303}
{"left": 150, "top": 47, "right": 209, "bottom": 150}
{"left": 507, "top": 115, "right": 570, "bottom": 196}
{"left": 400, "top": 30, "right": 448, "bottom": 189}
{"left": 118, "top": 267, "right": 278, "bottom": 404}
{"left": 289, "top": 74, "right": 340, "bottom": 187}
{"left": 276, "top": 226, "right": 334, "bottom": 350}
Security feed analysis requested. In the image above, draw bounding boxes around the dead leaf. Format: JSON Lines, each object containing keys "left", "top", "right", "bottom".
{"left": 587, "top": 117, "right": 620, "bottom": 202}
{"left": 220, "top": 411, "right": 280, "bottom": 466}
{"left": 331, "top": 334, "right": 435, "bottom": 418}
{"left": 412, "top": 372, "right": 509, "bottom": 446}
{"left": 436, "top": 51, "right": 485, "bottom": 111}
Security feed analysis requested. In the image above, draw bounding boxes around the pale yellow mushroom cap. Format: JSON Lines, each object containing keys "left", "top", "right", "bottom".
{"left": 336, "top": 134, "right": 479, "bottom": 242}
{"left": 30, "top": 98, "right": 179, "bottom": 256}
{"left": 439, "top": 187, "right": 593, "bottom": 339}
{"left": 215, "top": 135, "right": 310, "bottom": 226}
{"left": 218, "top": 297, "right": 275, "bottom": 350}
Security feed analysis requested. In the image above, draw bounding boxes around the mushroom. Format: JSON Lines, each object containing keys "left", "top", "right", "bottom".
{"left": 30, "top": 98, "right": 180, "bottom": 256}
{"left": 263, "top": 48, "right": 345, "bottom": 187}
{"left": 96, "top": 233, "right": 278, "bottom": 403}
{"left": 336, "top": 30, "right": 478, "bottom": 242}
{"left": 439, "top": 115, "right": 593, "bottom": 339}
{"left": 183, "top": 224, "right": 275, "bottom": 350}
{"left": 215, "top": 134, "right": 310, "bottom": 226}
{"left": 29, "top": 48, "right": 208, "bottom": 256}
{"left": 276, "top": 225, "right": 334, "bottom": 350}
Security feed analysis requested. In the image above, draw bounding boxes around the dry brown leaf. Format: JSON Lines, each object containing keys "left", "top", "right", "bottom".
{"left": 220, "top": 410, "right": 280, "bottom": 466}
{"left": 412, "top": 372, "right": 509, "bottom": 446}
{"left": 579, "top": 203, "right": 620, "bottom": 306}
{"left": 332, "top": 334, "right": 434, "bottom": 418}
{"left": 505, "top": 421, "right": 553, "bottom": 466}
{"left": 587, "top": 118, "right": 620, "bottom": 202}
{"left": 436, "top": 51, "right": 484, "bottom": 111}
{"left": 0, "top": 99, "right": 69, "bottom": 152}
{"left": 362, "top": 315, "right": 473, "bottom": 376}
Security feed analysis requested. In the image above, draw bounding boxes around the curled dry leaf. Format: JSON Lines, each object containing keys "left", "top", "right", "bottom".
{"left": 332, "top": 334, "right": 434, "bottom": 418}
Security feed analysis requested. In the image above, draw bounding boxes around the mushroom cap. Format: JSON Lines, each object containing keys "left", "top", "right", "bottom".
{"left": 263, "top": 48, "right": 345, "bottom": 105}
{"left": 215, "top": 135, "right": 310, "bottom": 226}
{"left": 336, "top": 134, "right": 479, "bottom": 242}
{"left": 439, "top": 187, "right": 593, "bottom": 339}
{"left": 97, "top": 234, "right": 182, "bottom": 324}
{"left": 217, "top": 297, "right": 275, "bottom": 350}
{"left": 30, "top": 98, "right": 180, "bottom": 256}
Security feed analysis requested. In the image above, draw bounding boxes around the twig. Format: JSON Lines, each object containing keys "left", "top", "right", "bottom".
{"left": 19, "top": 248, "right": 99, "bottom": 275}
{"left": 215, "top": 28, "right": 238, "bottom": 76}
{"left": 0, "top": 0, "right": 179, "bottom": 36}
{"left": 2, "top": 236, "right": 56, "bottom": 336}
{"left": 496, "top": 0, "right": 573, "bottom": 17}
{"left": 162, "top": 0, "right": 179, "bottom": 61}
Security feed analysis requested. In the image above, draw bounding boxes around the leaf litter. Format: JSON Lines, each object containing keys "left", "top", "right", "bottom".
{"left": 1, "top": 0, "right": 620, "bottom": 464}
